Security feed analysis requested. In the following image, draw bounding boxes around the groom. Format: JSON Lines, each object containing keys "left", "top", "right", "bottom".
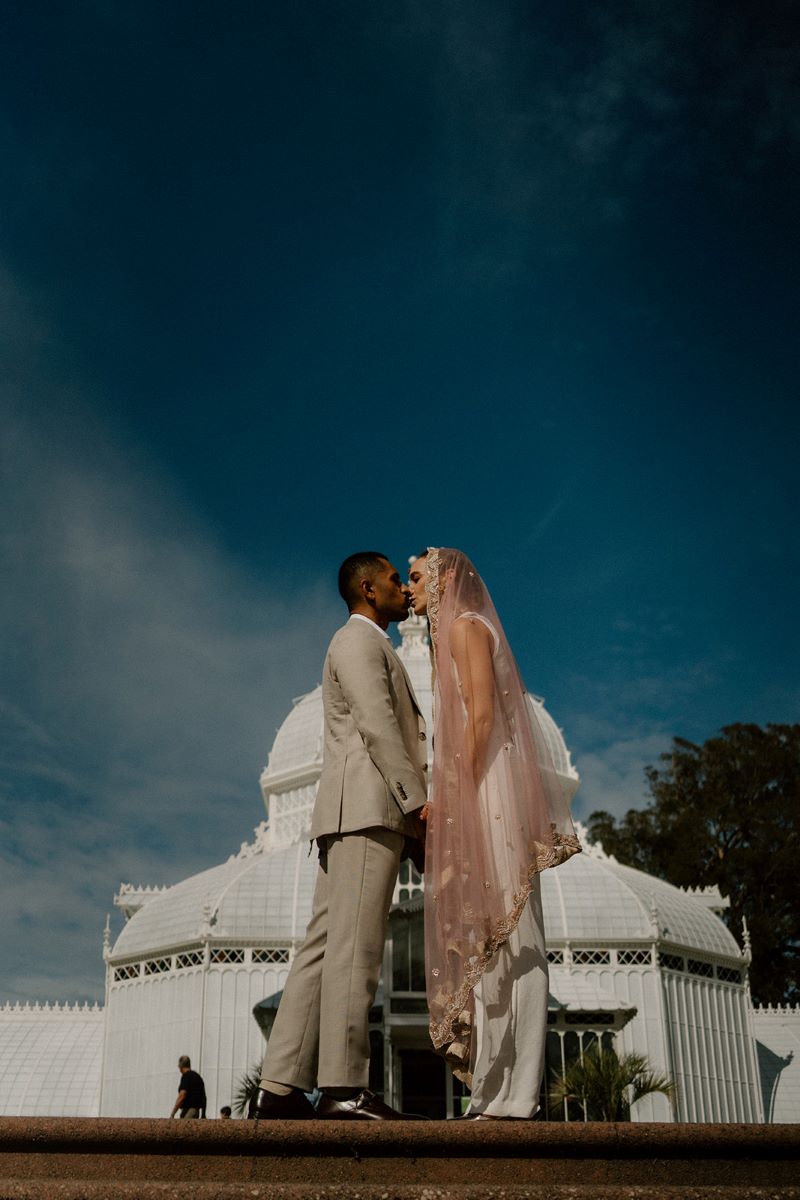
{"left": 249, "top": 552, "right": 429, "bottom": 1120}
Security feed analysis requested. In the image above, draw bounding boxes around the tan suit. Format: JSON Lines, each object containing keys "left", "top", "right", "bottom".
{"left": 311, "top": 617, "right": 428, "bottom": 840}
{"left": 260, "top": 617, "right": 427, "bottom": 1091}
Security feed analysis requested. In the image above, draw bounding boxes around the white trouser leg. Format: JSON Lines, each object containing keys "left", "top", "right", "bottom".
{"left": 467, "top": 874, "right": 548, "bottom": 1118}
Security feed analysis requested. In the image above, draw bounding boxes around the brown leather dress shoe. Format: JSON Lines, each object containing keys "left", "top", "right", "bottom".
{"left": 316, "top": 1089, "right": 428, "bottom": 1121}
{"left": 248, "top": 1087, "right": 315, "bottom": 1120}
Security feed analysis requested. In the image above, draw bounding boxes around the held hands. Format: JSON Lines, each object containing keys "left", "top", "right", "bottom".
{"left": 411, "top": 803, "right": 429, "bottom": 851}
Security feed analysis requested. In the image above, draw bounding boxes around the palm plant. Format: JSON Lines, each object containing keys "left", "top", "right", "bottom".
{"left": 548, "top": 1042, "right": 676, "bottom": 1121}
{"left": 232, "top": 1061, "right": 264, "bottom": 1117}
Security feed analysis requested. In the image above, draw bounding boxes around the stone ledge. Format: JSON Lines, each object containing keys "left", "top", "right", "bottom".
{"left": 1, "top": 1118, "right": 796, "bottom": 1154}
{"left": 0, "top": 1119, "right": 796, "bottom": 1195}
{"left": 1, "top": 1184, "right": 799, "bottom": 1200}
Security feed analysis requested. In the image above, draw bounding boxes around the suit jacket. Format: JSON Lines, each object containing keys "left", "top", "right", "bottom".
{"left": 310, "top": 618, "right": 428, "bottom": 843}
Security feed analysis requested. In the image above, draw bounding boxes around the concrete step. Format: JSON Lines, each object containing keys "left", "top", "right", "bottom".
{"left": 1, "top": 1186, "right": 798, "bottom": 1200}
{"left": 0, "top": 1118, "right": 796, "bottom": 1199}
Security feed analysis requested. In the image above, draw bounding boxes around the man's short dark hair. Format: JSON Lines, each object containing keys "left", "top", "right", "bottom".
{"left": 178, "top": 1055, "right": 191, "bottom": 1069}
{"left": 338, "top": 551, "right": 388, "bottom": 609}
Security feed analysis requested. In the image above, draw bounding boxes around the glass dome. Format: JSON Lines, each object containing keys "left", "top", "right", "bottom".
{"left": 111, "top": 616, "right": 741, "bottom": 966}
{"left": 261, "top": 615, "right": 580, "bottom": 818}
{"left": 543, "top": 833, "right": 742, "bottom": 959}
{"left": 111, "top": 840, "right": 315, "bottom": 960}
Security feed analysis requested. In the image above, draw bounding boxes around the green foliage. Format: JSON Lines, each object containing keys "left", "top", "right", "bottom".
{"left": 587, "top": 723, "right": 800, "bottom": 1005}
{"left": 548, "top": 1043, "right": 675, "bottom": 1121}
{"left": 232, "top": 1062, "right": 263, "bottom": 1117}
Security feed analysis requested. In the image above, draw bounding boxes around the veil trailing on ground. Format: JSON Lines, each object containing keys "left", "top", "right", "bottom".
{"left": 423, "top": 547, "right": 581, "bottom": 1081}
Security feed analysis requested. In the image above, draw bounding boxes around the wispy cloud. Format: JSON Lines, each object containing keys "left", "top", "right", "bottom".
{"left": 409, "top": 0, "right": 800, "bottom": 280}
{"left": 525, "top": 479, "right": 577, "bottom": 547}
{"left": 571, "top": 729, "right": 668, "bottom": 821}
{"left": 0, "top": 377, "right": 339, "bottom": 1001}
{"left": 557, "top": 601, "right": 731, "bottom": 822}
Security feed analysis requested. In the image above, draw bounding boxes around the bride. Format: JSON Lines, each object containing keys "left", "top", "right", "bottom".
{"left": 408, "top": 548, "right": 580, "bottom": 1120}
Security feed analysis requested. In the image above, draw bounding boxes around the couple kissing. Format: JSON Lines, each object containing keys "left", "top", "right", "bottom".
{"left": 249, "top": 549, "right": 579, "bottom": 1122}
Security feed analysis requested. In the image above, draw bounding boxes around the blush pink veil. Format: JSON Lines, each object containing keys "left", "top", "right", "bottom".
{"left": 423, "top": 547, "right": 581, "bottom": 1081}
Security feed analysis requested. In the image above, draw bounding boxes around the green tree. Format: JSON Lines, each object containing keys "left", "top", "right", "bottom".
{"left": 549, "top": 1043, "right": 675, "bottom": 1121}
{"left": 587, "top": 723, "right": 800, "bottom": 1005}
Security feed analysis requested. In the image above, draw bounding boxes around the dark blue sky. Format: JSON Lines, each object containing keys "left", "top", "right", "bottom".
{"left": 1, "top": 0, "right": 798, "bottom": 1000}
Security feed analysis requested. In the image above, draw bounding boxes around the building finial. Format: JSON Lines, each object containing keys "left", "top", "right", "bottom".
{"left": 649, "top": 898, "right": 660, "bottom": 938}
{"left": 102, "top": 914, "right": 111, "bottom": 963}
{"left": 742, "top": 915, "right": 752, "bottom": 962}
{"left": 397, "top": 611, "right": 429, "bottom": 658}
{"left": 200, "top": 899, "right": 216, "bottom": 940}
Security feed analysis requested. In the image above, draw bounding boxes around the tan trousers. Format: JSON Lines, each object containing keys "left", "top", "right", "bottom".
{"left": 260, "top": 827, "right": 404, "bottom": 1092}
{"left": 467, "top": 875, "right": 548, "bottom": 1118}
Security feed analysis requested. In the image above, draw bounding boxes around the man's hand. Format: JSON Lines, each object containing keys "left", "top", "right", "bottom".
{"left": 411, "top": 806, "right": 428, "bottom": 848}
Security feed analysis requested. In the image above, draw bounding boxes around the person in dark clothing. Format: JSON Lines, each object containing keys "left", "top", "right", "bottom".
{"left": 170, "top": 1055, "right": 207, "bottom": 1118}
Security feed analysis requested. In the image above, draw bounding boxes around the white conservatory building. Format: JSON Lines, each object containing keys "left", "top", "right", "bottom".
{"left": 1, "top": 615, "right": 797, "bottom": 1121}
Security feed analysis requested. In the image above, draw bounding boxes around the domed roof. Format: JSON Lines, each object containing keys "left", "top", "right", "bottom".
{"left": 527, "top": 695, "right": 578, "bottom": 799}
{"left": 111, "top": 821, "right": 742, "bottom": 966}
{"left": 0, "top": 1002, "right": 103, "bottom": 1117}
{"left": 541, "top": 833, "right": 742, "bottom": 959}
{"left": 261, "top": 615, "right": 579, "bottom": 800}
{"left": 112, "top": 617, "right": 739, "bottom": 968}
{"left": 266, "top": 688, "right": 324, "bottom": 779}
{"left": 111, "top": 839, "right": 315, "bottom": 960}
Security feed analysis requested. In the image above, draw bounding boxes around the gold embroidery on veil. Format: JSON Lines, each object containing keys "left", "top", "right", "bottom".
{"left": 422, "top": 548, "right": 581, "bottom": 1085}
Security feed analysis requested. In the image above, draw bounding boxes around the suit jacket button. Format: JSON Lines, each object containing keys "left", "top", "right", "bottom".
{"left": 418, "top": 731, "right": 427, "bottom": 741}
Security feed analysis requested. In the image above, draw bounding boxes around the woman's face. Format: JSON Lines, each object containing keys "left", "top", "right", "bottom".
{"left": 408, "top": 556, "right": 428, "bottom": 616}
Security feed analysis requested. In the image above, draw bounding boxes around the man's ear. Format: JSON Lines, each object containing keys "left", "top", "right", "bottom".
{"left": 359, "top": 576, "right": 375, "bottom": 601}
